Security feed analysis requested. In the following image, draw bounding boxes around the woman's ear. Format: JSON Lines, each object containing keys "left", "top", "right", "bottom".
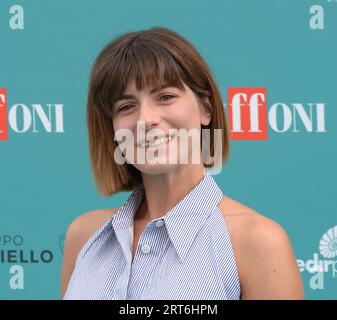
{"left": 201, "top": 112, "right": 211, "bottom": 126}
{"left": 200, "top": 96, "right": 212, "bottom": 126}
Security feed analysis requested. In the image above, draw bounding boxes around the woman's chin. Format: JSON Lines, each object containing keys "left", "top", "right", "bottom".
{"left": 133, "top": 163, "right": 179, "bottom": 175}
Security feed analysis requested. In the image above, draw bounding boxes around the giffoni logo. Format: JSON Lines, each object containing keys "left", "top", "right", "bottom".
{"left": 227, "top": 88, "right": 326, "bottom": 140}
{"left": 0, "top": 89, "right": 65, "bottom": 140}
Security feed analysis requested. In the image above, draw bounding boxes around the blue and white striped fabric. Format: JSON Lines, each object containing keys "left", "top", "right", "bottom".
{"left": 63, "top": 169, "right": 241, "bottom": 300}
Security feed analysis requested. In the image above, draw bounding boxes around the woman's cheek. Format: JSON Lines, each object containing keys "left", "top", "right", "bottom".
{"left": 172, "top": 104, "right": 200, "bottom": 129}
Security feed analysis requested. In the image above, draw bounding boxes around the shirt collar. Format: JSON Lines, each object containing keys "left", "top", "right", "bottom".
{"left": 111, "top": 168, "right": 223, "bottom": 263}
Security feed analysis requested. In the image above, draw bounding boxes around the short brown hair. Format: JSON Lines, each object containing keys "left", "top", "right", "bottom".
{"left": 87, "top": 26, "right": 230, "bottom": 196}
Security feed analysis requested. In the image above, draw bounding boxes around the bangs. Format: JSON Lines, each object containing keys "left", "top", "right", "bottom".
{"left": 96, "top": 41, "right": 188, "bottom": 119}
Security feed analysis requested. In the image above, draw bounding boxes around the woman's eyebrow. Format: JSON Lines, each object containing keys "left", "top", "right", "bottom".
{"left": 114, "top": 83, "right": 176, "bottom": 103}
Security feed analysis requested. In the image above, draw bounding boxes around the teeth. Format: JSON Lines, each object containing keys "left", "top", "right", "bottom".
{"left": 140, "top": 135, "right": 174, "bottom": 148}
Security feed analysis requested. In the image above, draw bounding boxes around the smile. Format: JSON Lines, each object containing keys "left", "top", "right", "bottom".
{"left": 139, "top": 133, "right": 176, "bottom": 149}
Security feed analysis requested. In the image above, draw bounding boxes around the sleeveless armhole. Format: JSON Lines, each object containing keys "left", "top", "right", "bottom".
{"left": 211, "top": 206, "right": 242, "bottom": 300}
{"left": 72, "top": 210, "right": 118, "bottom": 269}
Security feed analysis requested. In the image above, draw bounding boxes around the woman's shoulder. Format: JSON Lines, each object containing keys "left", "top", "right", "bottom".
{"left": 67, "top": 208, "right": 119, "bottom": 237}
{"left": 217, "top": 194, "right": 293, "bottom": 264}
{"left": 217, "top": 194, "right": 283, "bottom": 234}
{"left": 64, "top": 208, "right": 120, "bottom": 260}
{"left": 216, "top": 194, "right": 287, "bottom": 269}
{"left": 217, "top": 195, "right": 304, "bottom": 299}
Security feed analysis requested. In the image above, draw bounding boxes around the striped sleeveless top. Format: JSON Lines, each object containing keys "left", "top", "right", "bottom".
{"left": 63, "top": 169, "right": 241, "bottom": 300}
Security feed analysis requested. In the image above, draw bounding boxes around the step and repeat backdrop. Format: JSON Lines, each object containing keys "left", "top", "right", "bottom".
{"left": 0, "top": 0, "right": 336, "bottom": 300}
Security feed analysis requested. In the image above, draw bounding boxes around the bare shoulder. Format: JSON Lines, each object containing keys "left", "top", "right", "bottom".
{"left": 65, "top": 208, "right": 118, "bottom": 241}
{"left": 217, "top": 194, "right": 284, "bottom": 238}
{"left": 60, "top": 208, "right": 119, "bottom": 299}
{"left": 217, "top": 195, "right": 304, "bottom": 299}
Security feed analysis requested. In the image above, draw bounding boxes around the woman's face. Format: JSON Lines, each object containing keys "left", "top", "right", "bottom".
{"left": 112, "top": 78, "right": 211, "bottom": 174}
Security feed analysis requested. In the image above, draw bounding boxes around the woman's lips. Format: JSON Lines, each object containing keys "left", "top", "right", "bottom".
{"left": 136, "top": 132, "right": 177, "bottom": 148}
{"left": 137, "top": 132, "right": 177, "bottom": 149}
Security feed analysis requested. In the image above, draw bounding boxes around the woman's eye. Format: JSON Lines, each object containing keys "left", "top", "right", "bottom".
{"left": 117, "top": 95, "right": 175, "bottom": 113}
{"left": 117, "top": 105, "right": 133, "bottom": 112}
{"left": 159, "top": 94, "right": 175, "bottom": 101}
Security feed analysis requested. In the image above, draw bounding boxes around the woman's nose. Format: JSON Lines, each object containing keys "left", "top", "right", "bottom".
{"left": 137, "top": 102, "right": 160, "bottom": 125}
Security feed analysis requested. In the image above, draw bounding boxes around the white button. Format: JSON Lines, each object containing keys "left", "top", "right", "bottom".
{"left": 141, "top": 244, "right": 151, "bottom": 254}
{"left": 155, "top": 219, "right": 164, "bottom": 227}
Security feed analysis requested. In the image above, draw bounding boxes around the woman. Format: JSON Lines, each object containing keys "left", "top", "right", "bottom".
{"left": 61, "top": 26, "right": 304, "bottom": 300}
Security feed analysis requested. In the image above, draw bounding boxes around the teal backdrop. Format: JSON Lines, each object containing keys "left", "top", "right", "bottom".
{"left": 0, "top": 0, "right": 336, "bottom": 299}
